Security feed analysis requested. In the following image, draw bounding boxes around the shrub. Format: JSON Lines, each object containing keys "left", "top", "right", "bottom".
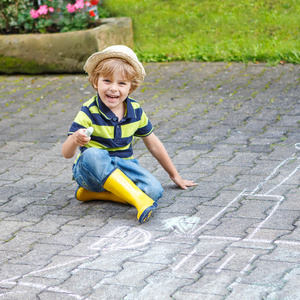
{"left": 0, "top": 0, "right": 110, "bottom": 34}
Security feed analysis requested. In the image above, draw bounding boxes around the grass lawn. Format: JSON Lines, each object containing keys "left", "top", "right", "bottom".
{"left": 105, "top": 0, "right": 300, "bottom": 64}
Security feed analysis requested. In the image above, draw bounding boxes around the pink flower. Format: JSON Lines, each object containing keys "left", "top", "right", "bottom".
{"left": 30, "top": 9, "right": 40, "bottom": 19}
{"left": 49, "top": 7, "right": 54, "bottom": 12}
{"left": 85, "top": 1, "right": 91, "bottom": 7}
{"left": 74, "top": 0, "right": 85, "bottom": 10}
{"left": 38, "top": 4, "right": 48, "bottom": 15}
{"left": 90, "top": 0, "right": 99, "bottom": 5}
{"left": 66, "top": 3, "right": 76, "bottom": 13}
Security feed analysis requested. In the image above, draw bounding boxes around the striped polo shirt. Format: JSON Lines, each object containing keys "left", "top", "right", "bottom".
{"left": 68, "top": 94, "right": 153, "bottom": 159}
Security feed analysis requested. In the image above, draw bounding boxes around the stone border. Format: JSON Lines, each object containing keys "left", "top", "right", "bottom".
{"left": 0, "top": 17, "right": 134, "bottom": 74}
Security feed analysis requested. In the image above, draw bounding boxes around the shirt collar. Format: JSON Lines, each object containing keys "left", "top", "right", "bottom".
{"left": 96, "top": 94, "right": 134, "bottom": 120}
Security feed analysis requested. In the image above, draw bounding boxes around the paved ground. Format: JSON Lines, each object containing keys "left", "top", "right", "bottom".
{"left": 0, "top": 62, "right": 299, "bottom": 300}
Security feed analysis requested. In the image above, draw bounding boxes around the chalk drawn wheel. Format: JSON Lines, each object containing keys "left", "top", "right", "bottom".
{"left": 90, "top": 226, "right": 152, "bottom": 252}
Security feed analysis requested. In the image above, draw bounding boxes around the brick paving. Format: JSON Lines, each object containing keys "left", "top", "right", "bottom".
{"left": 0, "top": 62, "right": 299, "bottom": 299}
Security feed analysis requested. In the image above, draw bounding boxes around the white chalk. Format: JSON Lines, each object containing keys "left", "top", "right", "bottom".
{"left": 85, "top": 127, "right": 94, "bottom": 137}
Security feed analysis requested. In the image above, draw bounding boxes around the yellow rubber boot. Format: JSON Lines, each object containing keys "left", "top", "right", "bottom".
{"left": 75, "top": 187, "right": 127, "bottom": 204}
{"left": 103, "top": 168, "right": 157, "bottom": 223}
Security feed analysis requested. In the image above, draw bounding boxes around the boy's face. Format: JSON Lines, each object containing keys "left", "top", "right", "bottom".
{"left": 94, "top": 73, "right": 131, "bottom": 113}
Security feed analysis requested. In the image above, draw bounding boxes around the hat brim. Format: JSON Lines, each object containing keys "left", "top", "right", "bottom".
{"left": 83, "top": 49, "right": 146, "bottom": 86}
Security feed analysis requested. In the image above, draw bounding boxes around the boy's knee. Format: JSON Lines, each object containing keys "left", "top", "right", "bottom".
{"left": 79, "top": 148, "right": 113, "bottom": 177}
{"left": 81, "top": 148, "right": 109, "bottom": 166}
{"left": 82, "top": 148, "right": 109, "bottom": 159}
{"left": 142, "top": 182, "right": 163, "bottom": 203}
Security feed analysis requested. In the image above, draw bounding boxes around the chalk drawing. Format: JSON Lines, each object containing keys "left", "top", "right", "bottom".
{"left": 240, "top": 254, "right": 257, "bottom": 275}
{"left": 172, "top": 248, "right": 197, "bottom": 271}
{"left": 0, "top": 226, "right": 151, "bottom": 299}
{"left": 165, "top": 143, "right": 300, "bottom": 274}
{"left": 90, "top": 226, "right": 152, "bottom": 252}
{"left": 0, "top": 259, "right": 91, "bottom": 299}
{"left": 1, "top": 144, "right": 299, "bottom": 297}
{"left": 162, "top": 216, "right": 201, "bottom": 236}
{"left": 190, "top": 251, "right": 215, "bottom": 273}
{"left": 0, "top": 254, "right": 100, "bottom": 299}
{"left": 215, "top": 253, "right": 236, "bottom": 273}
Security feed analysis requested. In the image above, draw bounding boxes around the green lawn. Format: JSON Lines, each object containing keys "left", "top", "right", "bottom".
{"left": 105, "top": 0, "right": 300, "bottom": 64}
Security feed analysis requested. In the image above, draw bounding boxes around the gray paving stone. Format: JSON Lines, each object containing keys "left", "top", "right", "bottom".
{"left": 126, "top": 275, "right": 194, "bottom": 300}
{"left": 100, "top": 261, "right": 165, "bottom": 287}
{"left": 225, "top": 281, "right": 278, "bottom": 300}
{"left": 0, "top": 62, "right": 299, "bottom": 299}
{"left": 239, "top": 259, "right": 296, "bottom": 288}
{"left": 88, "top": 284, "right": 138, "bottom": 299}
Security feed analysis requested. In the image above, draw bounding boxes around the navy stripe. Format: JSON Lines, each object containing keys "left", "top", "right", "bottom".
{"left": 92, "top": 135, "right": 133, "bottom": 148}
{"left": 108, "top": 148, "right": 133, "bottom": 158}
{"left": 68, "top": 95, "right": 153, "bottom": 158}
{"left": 81, "top": 147, "right": 133, "bottom": 158}
{"left": 69, "top": 122, "right": 85, "bottom": 134}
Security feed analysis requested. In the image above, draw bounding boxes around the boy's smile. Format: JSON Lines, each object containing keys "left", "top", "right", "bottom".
{"left": 94, "top": 74, "right": 131, "bottom": 115}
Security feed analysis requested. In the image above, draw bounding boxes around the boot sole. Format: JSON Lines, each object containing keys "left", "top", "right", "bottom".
{"left": 138, "top": 206, "right": 156, "bottom": 224}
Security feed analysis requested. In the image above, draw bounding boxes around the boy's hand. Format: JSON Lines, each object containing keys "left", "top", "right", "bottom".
{"left": 73, "top": 129, "right": 91, "bottom": 147}
{"left": 171, "top": 176, "right": 197, "bottom": 190}
{"left": 142, "top": 133, "right": 197, "bottom": 190}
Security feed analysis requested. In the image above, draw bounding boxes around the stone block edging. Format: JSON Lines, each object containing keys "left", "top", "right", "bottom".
{"left": 0, "top": 17, "right": 134, "bottom": 74}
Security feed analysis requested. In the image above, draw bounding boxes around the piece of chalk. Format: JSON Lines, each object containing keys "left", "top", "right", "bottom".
{"left": 85, "top": 127, "right": 94, "bottom": 137}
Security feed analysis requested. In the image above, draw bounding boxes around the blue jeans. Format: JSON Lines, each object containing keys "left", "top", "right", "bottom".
{"left": 73, "top": 148, "right": 164, "bottom": 202}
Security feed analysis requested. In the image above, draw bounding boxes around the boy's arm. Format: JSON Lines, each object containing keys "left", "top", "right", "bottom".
{"left": 61, "top": 129, "right": 90, "bottom": 159}
{"left": 142, "top": 133, "right": 197, "bottom": 189}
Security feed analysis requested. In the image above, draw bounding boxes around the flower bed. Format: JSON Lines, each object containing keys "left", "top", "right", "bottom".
{"left": 0, "top": 0, "right": 109, "bottom": 34}
{"left": 0, "top": 17, "right": 134, "bottom": 74}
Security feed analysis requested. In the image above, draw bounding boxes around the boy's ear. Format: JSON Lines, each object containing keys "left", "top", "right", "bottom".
{"left": 93, "top": 83, "right": 98, "bottom": 90}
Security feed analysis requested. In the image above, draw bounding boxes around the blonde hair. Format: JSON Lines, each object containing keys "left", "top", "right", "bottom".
{"left": 89, "top": 58, "right": 141, "bottom": 94}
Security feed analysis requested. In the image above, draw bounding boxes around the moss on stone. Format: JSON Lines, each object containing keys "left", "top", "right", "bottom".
{"left": 0, "top": 56, "right": 60, "bottom": 74}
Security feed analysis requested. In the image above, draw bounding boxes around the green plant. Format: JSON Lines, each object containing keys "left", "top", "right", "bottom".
{"left": 105, "top": 0, "right": 300, "bottom": 64}
{"left": 0, "top": 0, "right": 110, "bottom": 34}
{"left": 0, "top": 0, "right": 29, "bottom": 32}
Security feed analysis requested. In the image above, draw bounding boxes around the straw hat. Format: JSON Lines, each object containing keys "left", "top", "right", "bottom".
{"left": 83, "top": 45, "right": 146, "bottom": 88}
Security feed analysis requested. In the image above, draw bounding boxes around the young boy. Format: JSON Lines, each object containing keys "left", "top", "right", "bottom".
{"left": 62, "top": 45, "right": 196, "bottom": 223}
